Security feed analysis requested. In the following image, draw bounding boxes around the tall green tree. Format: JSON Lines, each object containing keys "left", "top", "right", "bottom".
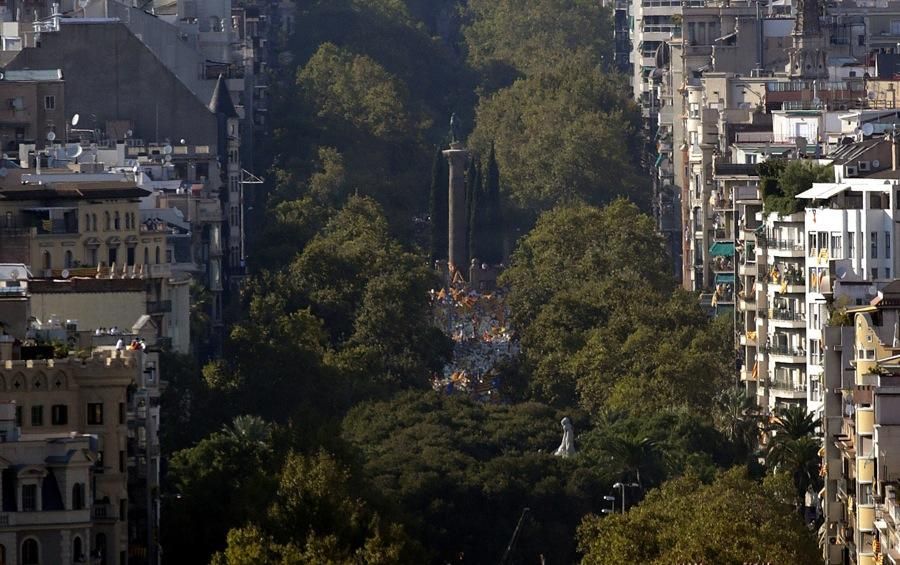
{"left": 766, "top": 405, "right": 822, "bottom": 506}
{"left": 760, "top": 159, "right": 833, "bottom": 215}
{"left": 481, "top": 143, "right": 504, "bottom": 264}
{"left": 578, "top": 468, "right": 820, "bottom": 565}
{"left": 428, "top": 148, "right": 448, "bottom": 264}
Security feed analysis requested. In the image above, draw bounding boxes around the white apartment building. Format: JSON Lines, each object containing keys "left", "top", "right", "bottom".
{"left": 800, "top": 178, "right": 900, "bottom": 416}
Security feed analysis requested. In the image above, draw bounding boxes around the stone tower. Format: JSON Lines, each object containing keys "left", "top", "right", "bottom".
{"left": 788, "top": 0, "right": 828, "bottom": 79}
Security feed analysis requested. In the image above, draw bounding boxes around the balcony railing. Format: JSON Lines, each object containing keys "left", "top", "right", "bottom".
{"left": 770, "top": 310, "right": 806, "bottom": 322}
{"left": 93, "top": 503, "right": 115, "bottom": 521}
{"left": 769, "top": 345, "right": 806, "bottom": 357}
{"left": 772, "top": 377, "right": 806, "bottom": 391}
{"left": 768, "top": 239, "right": 804, "bottom": 251}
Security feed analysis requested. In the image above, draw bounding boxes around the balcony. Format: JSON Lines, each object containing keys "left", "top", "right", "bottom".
{"left": 769, "top": 310, "right": 806, "bottom": 328}
{"left": 770, "top": 376, "right": 807, "bottom": 398}
{"left": 768, "top": 239, "right": 805, "bottom": 257}
{"left": 92, "top": 503, "right": 116, "bottom": 522}
{"left": 0, "top": 509, "right": 91, "bottom": 526}
{"left": 146, "top": 300, "right": 172, "bottom": 315}
{"left": 35, "top": 218, "right": 79, "bottom": 235}
{"left": 768, "top": 345, "right": 806, "bottom": 363}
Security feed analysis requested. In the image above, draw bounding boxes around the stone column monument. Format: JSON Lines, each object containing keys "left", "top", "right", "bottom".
{"left": 443, "top": 116, "right": 469, "bottom": 274}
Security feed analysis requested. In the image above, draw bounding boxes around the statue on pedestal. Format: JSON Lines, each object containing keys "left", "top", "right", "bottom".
{"left": 554, "top": 417, "right": 575, "bottom": 458}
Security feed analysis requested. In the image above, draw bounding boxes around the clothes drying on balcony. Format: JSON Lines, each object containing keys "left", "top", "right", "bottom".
{"left": 709, "top": 241, "right": 734, "bottom": 258}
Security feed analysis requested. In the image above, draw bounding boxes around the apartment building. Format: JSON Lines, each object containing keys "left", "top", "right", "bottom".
{"left": 0, "top": 401, "right": 97, "bottom": 565}
{"left": 820, "top": 282, "right": 900, "bottom": 565}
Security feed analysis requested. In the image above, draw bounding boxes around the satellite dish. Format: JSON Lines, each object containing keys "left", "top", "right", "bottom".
{"left": 836, "top": 266, "right": 848, "bottom": 280}
{"left": 46, "top": 131, "right": 56, "bottom": 142}
{"left": 126, "top": 129, "right": 133, "bottom": 138}
{"left": 869, "top": 285, "right": 878, "bottom": 295}
{"left": 179, "top": 138, "right": 186, "bottom": 144}
{"left": 164, "top": 154, "right": 172, "bottom": 162}
{"left": 65, "top": 144, "right": 83, "bottom": 159}
{"left": 61, "top": 269, "right": 70, "bottom": 279}
{"left": 163, "top": 144, "right": 173, "bottom": 155}
{"left": 873, "top": 159, "right": 881, "bottom": 169}
{"left": 862, "top": 123, "right": 875, "bottom": 136}
{"left": 71, "top": 113, "right": 79, "bottom": 127}
{"left": 9, "top": 269, "right": 19, "bottom": 280}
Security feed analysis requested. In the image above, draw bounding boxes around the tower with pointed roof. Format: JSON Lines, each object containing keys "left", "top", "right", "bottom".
{"left": 209, "top": 73, "right": 242, "bottom": 301}
{"left": 787, "top": 0, "right": 828, "bottom": 79}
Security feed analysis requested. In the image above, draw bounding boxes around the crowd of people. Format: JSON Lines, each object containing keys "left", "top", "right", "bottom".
{"left": 429, "top": 285, "right": 519, "bottom": 402}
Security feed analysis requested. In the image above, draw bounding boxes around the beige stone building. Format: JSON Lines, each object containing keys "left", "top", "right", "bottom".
{"left": 0, "top": 401, "right": 97, "bottom": 565}
{"left": 0, "top": 351, "right": 138, "bottom": 564}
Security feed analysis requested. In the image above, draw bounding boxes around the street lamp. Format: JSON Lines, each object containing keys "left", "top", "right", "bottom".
{"left": 601, "top": 495, "right": 617, "bottom": 515}
{"left": 612, "top": 482, "right": 640, "bottom": 514}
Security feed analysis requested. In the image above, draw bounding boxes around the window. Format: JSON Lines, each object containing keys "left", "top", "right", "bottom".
{"left": 124, "top": 213, "right": 130, "bottom": 230}
{"left": 887, "top": 231, "right": 892, "bottom": 258}
{"left": 873, "top": 268, "right": 879, "bottom": 280}
{"left": 104, "top": 211, "right": 111, "bottom": 231}
{"left": 872, "top": 231, "right": 878, "bottom": 258}
{"left": 118, "top": 402, "right": 125, "bottom": 425}
{"left": 88, "top": 247, "right": 98, "bottom": 266}
{"left": 95, "top": 534, "right": 107, "bottom": 565}
{"left": 126, "top": 247, "right": 135, "bottom": 266}
{"left": 831, "top": 233, "right": 842, "bottom": 258}
{"left": 144, "top": 248, "right": 149, "bottom": 265}
{"left": 861, "top": 482, "right": 874, "bottom": 504}
{"left": 155, "top": 246, "right": 160, "bottom": 264}
{"left": 44, "top": 95, "right": 55, "bottom": 110}
{"left": 119, "top": 498, "right": 127, "bottom": 520}
{"left": 51, "top": 404, "right": 68, "bottom": 425}
{"left": 21, "top": 485, "right": 37, "bottom": 511}
{"left": 14, "top": 406, "right": 21, "bottom": 426}
{"left": 72, "top": 483, "right": 84, "bottom": 510}
{"left": 91, "top": 213, "right": 97, "bottom": 231}
{"left": 30, "top": 405, "right": 42, "bottom": 426}
{"left": 87, "top": 403, "right": 103, "bottom": 425}
{"left": 21, "top": 538, "right": 38, "bottom": 564}
{"left": 42, "top": 250, "right": 50, "bottom": 270}
{"left": 64, "top": 250, "right": 73, "bottom": 268}
{"left": 744, "top": 153, "right": 757, "bottom": 164}
{"left": 119, "top": 450, "right": 124, "bottom": 473}
{"left": 108, "top": 247, "right": 117, "bottom": 267}
{"left": 73, "top": 537, "right": 84, "bottom": 562}
{"left": 888, "top": 268, "right": 893, "bottom": 279}
{"left": 114, "top": 211, "right": 120, "bottom": 230}
{"left": 849, "top": 235, "right": 855, "bottom": 258}
{"left": 84, "top": 213, "right": 90, "bottom": 231}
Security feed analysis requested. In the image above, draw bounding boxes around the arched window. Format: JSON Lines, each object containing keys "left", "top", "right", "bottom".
{"left": 104, "top": 211, "right": 111, "bottom": 231}
{"left": 42, "top": 251, "right": 51, "bottom": 270}
{"left": 72, "top": 483, "right": 84, "bottom": 510}
{"left": 64, "top": 250, "right": 73, "bottom": 269}
{"left": 155, "top": 246, "right": 160, "bottom": 264}
{"left": 91, "top": 214, "right": 97, "bottom": 231}
{"left": 84, "top": 214, "right": 90, "bottom": 232}
{"left": 95, "top": 533, "right": 107, "bottom": 565}
{"left": 0, "top": 543, "right": 5, "bottom": 565}
{"left": 21, "top": 538, "right": 38, "bottom": 565}
{"left": 143, "top": 247, "right": 149, "bottom": 265}
{"left": 73, "top": 536, "right": 84, "bottom": 562}
{"left": 124, "top": 213, "right": 129, "bottom": 230}
{"left": 114, "top": 212, "right": 120, "bottom": 230}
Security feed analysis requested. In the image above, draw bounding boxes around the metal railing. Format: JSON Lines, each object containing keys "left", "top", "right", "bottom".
{"left": 770, "top": 310, "right": 806, "bottom": 322}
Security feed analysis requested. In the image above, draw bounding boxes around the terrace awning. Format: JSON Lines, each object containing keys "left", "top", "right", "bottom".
{"left": 709, "top": 242, "right": 735, "bottom": 257}
{"left": 715, "top": 273, "right": 735, "bottom": 284}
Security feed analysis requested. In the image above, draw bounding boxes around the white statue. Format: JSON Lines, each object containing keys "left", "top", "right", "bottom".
{"left": 554, "top": 417, "right": 575, "bottom": 458}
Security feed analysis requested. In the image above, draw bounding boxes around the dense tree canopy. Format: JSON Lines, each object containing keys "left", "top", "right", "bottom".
{"left": 761, "top": 159, "right": 834, "bottom": 215}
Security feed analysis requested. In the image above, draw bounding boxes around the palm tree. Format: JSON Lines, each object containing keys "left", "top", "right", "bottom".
{"left": 220, "top": 415, "right": 272, "bottom": 449}
{"left": 715, "top": 388, "right": 763, "bottom": 458}
{"left": 769, "top": 404, "right": 819, "bottom": 440}
{"left": 604, "top": 435, "right": 665, "bottom": 488}
{"left": 766, "top": 405, "right": 822, "bottom": 509}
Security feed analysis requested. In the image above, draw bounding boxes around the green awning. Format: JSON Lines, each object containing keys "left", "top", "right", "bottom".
{"left": 709, "top": 242, "right": 735, "bottom": 257}
{"left": 715, "top": 273, "right": 735, "bottom": 284}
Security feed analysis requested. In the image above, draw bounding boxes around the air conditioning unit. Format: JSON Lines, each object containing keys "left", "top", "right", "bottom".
{"left": 859, "top": 160, "right": 871, "bottom": 172}
{"left": 845, "top": 164, "right": 858, "bottom": 177}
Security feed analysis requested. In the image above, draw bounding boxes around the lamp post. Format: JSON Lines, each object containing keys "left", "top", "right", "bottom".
{"left": 601, "top": 495, "right": 616, "bottom": 515}
{"left": 612, "top": 482, "right": 640, "bottom": 514}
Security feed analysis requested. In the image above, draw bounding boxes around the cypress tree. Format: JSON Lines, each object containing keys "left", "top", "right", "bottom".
{"left": 465, "top": 156, "right": 478, "bottom": 267}
{"left": 483, "top": 143, "right": 504, "bottom": 264}
{"left": 429, "top": 148, "right": 448, "bottom": 264}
